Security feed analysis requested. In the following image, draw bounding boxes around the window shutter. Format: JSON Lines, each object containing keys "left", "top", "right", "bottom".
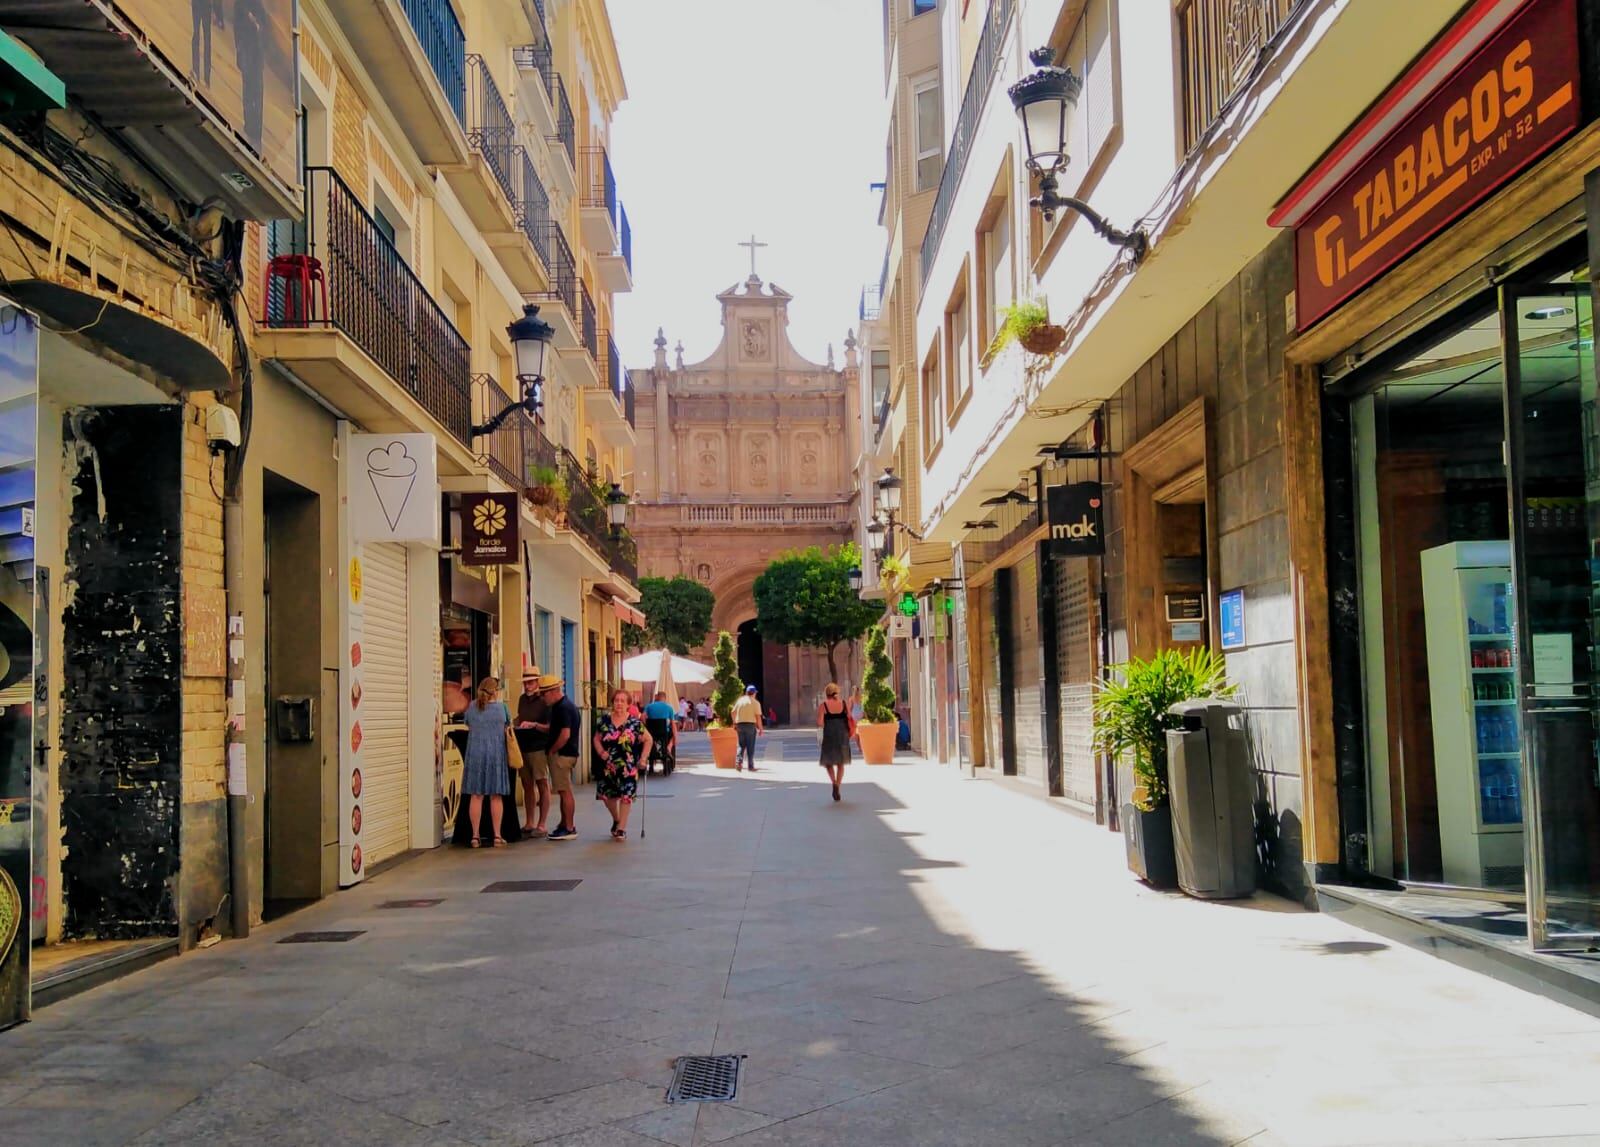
{"left": 1085, "top": 0, "right": 1115, "bottom": 162}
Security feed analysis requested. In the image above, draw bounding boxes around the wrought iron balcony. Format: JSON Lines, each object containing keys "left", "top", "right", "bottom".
{"left": 531, "top": 220, "right": 580, "bottom": 347}
{"left": 525, "top": 415, "right": 561, "bottom": 483}
{"left": 550, "top": 75, "right": 576, "bottom": 171}
{"left": 472, "top": 374, "right": 530, "bottom": 488}
{"left": 622, "top": 370, "right": 636, "bottom": 429}
{"left": 919, "top": 0, "right": 1014, "bottom": 281}
{"left": 620, "top": 204, "right": 632, "bottom": 272}
{"left": 519, "top": 149, "right": 551, "bottom": 264}
{"left": 860, "top": 284, "right": 883, "bottom": 322}
{"left": 401, "top": 0, "right": 466, "bottom": 126}
{"left": 513, "top": 42, "right": 554, "bottom": 100}
{"left": 579, "top": 281, "right": 598, "bottom": 362}
{"left": 581, "top": 146, "right": 617, "bottom": 218}
{"left": 558, "top": 446, "right": 637, "bottom": 582}
{"left": 1178, "top": 0, "right": 1305, "bottom": 152}
{"left": 264, "top": 167, "right": 471, "bottom": 446}
{"left": 465, "top": 55, "right": 517, "bottom": 210}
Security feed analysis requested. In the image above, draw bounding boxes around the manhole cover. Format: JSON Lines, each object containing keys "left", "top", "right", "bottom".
{"left": 379, "top": 899, "right": 443, "bottom": 909}
{"left": 278, "top": 931, "right": 365, "bottom": 944}
{"left": 481, "top": 879, "right": 581, "bottom": 893}
{"left": 666, "top": 1054, "right": 743, "bottom": 1103}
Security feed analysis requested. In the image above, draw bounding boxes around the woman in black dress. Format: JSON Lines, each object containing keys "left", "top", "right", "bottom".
{"left": 816, "top": 682, "right": 854, "bottom": 802}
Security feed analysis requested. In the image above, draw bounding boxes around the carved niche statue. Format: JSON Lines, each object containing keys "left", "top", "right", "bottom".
{"left": 747, "top": 434, "right": 770, "bottom": 488}
{"left": 740, "top": 320, "right": 770, "bottom": 361}
{"left": 695, "top": 433, "right": 719, "bottom": 488}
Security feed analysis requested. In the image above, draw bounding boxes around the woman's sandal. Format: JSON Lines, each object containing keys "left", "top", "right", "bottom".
{"left": 492, "top": 837, "right": 507, "bottom": 848}
{"left": 611, "top": 828, "right": 627, "bottom": 840}
{"left": 470, "top": 838, "right": 481, "bottom": 848}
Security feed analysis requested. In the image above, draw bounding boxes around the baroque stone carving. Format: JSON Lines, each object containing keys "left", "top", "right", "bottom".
{"left": 740, "top": 320, "right": 770, "bottom": 361}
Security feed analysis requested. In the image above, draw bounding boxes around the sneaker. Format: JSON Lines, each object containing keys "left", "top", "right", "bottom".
{"left": 548, "top": 826, "right": 577, "bottom": 841}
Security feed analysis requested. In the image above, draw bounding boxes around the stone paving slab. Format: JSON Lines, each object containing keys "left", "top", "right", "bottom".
{"left": 6, "top": 729, "right": 1600, "bottom": 1145}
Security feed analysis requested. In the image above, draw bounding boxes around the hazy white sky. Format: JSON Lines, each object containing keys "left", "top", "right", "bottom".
{"left": 608, "top": 0, "right": 884, "bottom": 371}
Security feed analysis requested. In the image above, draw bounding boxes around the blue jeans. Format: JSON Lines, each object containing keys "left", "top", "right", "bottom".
{"left": 735, "top": 723, "right": 758, "bottom": 767}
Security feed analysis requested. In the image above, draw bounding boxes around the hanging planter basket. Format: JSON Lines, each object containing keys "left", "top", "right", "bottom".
{"left": 527, "top": 485, "right": 555, "bottom": 507}
{"left": 1019, "top": 323, "right": 1067, "bottom": 356}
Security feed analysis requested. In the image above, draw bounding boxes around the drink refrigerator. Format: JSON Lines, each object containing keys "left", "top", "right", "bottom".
{"left": 1420, "top": 541, "right": 1525, "bottom": 888}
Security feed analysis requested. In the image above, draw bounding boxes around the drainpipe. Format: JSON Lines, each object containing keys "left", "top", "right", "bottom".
{"left": 221, "top": 325, "right": 253, "bottom": 942}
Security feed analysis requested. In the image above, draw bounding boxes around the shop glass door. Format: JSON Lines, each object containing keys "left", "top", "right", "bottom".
{"left": 1503, "top": 281, "right": 1600, "bottom": 950}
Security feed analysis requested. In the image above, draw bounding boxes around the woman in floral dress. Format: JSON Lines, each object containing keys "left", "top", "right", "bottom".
{"left": 593, "top": 688, "right": 652, "bottom": 840}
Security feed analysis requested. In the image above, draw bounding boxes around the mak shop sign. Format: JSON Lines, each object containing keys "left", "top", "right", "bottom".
{"left": 460, "top": 493, "right": 520, "bottom": 566}
{"left": 1045, "top": 482, "right": 1104, "bottom": 558}
{"left": 1273, "top": 0, "right": 1579, "bottom": 329}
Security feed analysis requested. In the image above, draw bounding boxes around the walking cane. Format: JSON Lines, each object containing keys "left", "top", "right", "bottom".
{"left": 638, "top": 750, "right": 649, "bottom": 840}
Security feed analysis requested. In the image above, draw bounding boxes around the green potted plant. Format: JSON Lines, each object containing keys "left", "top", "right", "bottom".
{"left": 706, "top": 631, "right": 743, "bottom": 770}
{"left": 856, "top": 626, "right": 899, "bottom": 765}
{"left": 1093, "top": 648, "right": 1235, "bottom": 888}
{"left": 878, "top": 554, "right": 910, "bottom": 595}
{"left": 527, "top": 464, "right": 567, "bottom": 509}
{"left": 991, "top": 298, "right": 1065, "bottom": 357}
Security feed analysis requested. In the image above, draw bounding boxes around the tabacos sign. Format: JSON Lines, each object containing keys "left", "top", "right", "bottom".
{"left": 1275, "top": 0, "right": 1580, "bottom": 330}
{"left": 1045, "top": 482, "right": 1104, "bottom": 558}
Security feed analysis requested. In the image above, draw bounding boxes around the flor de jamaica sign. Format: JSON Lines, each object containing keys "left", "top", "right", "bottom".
{"left": 1270, "top": 0, "right": 1580, "bottom": 330}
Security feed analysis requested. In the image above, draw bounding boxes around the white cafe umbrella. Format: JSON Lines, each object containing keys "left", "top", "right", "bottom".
{"left": 622, "top": 649, "right": 714, "bottom": 711}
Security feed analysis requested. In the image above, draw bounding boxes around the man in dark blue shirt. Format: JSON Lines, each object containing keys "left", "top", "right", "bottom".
{"left": 540, "top": 675, "right": 582, "bottom": 840}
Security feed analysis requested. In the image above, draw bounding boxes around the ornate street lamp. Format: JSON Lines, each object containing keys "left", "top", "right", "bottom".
{"left": 1008, "top": 48, "right": 1147, "bottom": 262}
{"left": 474, "top": 304, "right": 554, "bottom": 435}
{"left": 848, "top": 566, "right": 864, "bottom": 594}
{"left": 605, "top": 481, "right": 629, "bottom": 538}
{"left": 876, "top": 468, "right": 903, "bottom": 516}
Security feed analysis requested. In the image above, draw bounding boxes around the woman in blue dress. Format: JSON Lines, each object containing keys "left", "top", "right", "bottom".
{"left": 593, "top": 688, "right": 652, "bottom": 840}
{"left": 462, "top": 677, "right": 513, "bottom": 847}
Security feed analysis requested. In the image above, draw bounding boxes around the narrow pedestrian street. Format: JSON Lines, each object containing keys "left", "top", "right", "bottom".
{"left": 5, "top": 732, "right": 1599, "bottom": 1147}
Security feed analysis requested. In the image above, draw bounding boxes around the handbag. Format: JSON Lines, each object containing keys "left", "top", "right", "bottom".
{"left": 502, "top": 702, "right": 520, "bottom": 770}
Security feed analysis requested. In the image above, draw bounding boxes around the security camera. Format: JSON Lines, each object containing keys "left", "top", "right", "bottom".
{"left": 206, "top": 405, "right": 242, "bottom": 452}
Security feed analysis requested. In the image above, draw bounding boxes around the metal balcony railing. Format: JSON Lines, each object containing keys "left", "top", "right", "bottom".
{"left": 466, "top": 55, "right": 516, "bottom": 208}
{"left": 516, "top": 147, "right": 551, "bottom": 265}
{"left": 266, "top": 167, "right": 471, "bottom": 445}
{"left": 472, "top": 374, "right": 529, "bottom": 488}
{"left": 525, "top": 416, "right": 560, "bottom": 482}
{"left": 579, "top": 281, "right": 598, "bottom": 361}
{"left": 513, "top": 42, "right": 554, "bottom": 102}
{"left": 534, "top": 219, "right": 578, "bottom": 318}
{"left": 859, "top": 284, "right": 882, "bottom": 322}
{"left": 1178, "top": 0, "right": 1304, "bottom": 152}
{"left": 402, "top": 0, "right": 466, "bottom": 126}
{"left": 550, "top": 75, "right": 576, "bottom": 170}
{"left": 602, "top": 331, "right": 622, "bottom": 402}
{"left": 618, "top": 202, "right": 632, "bottom": 272}
{"left": 558, "top": 446, "right": 636, "bottom": 581}
{"left": 581, "top": 145, "right": 618, "bottom": 219}
{"left": 919, "top": 0, "right": 1013, "bottom": 281}
{"left": 622, "top": 369, "right": 636, "bottom": 428}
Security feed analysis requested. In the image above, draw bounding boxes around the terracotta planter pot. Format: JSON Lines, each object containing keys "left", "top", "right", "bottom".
{"left": 1019, "top": 323, "right": 1067, "bottom": 356}
{"left": 708, "top": 727, "right": 739, "bottom": 769}
{"left": 857, "top": 721, "right": 897, "bottom": 766}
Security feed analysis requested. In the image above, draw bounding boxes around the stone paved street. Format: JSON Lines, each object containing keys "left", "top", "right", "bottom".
{"left": 6, "top": 730, "right": 1600, "bottom": 1146}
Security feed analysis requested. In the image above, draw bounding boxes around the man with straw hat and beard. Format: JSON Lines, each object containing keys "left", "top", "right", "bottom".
{"left": 514, "top": 669, "right": 552, "bottom": 837}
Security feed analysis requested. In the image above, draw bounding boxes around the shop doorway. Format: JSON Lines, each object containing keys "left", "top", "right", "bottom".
{"left": 262, "top": 473, "right": 322, "bottom": 919}
{"left": 1346, "top": 266, "right": 1599, "bottom": 950}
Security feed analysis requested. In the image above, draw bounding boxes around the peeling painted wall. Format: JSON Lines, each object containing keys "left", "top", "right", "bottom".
{"left": 60, "top": 406, "right": 182, "bottom": 939}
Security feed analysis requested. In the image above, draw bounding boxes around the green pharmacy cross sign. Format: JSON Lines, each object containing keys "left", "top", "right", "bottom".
{"left": 897, "top": 593, "right": 919, "bottom": 617}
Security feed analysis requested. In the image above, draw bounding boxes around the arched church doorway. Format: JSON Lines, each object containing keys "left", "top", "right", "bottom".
{"left": 736, "top": 619, "right": 792, "bottom": 726}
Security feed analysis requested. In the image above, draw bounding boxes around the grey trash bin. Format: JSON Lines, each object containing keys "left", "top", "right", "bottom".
{"left": 1165, "top": 700, "right": 1256, "bottom": 899}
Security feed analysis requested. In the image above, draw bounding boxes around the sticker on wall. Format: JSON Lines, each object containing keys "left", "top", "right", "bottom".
{"left": 340, "top": 542, "right": 366, "bottom": 886}
{"left": 1219, "top": 589, "right": 1246, "bottom": 651}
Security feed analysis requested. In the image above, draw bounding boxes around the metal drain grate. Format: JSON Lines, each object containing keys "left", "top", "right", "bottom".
{"left": 278, "top": 931, "right": 365, "bottom": 944}
{"left": 379, "top": 899, "right": 442, "bottom": 909}
{"left": 666, "top": 1054, "right": 743, "bottom": 1103}
{"left": 480, "top": 879, "right": 581, "bottom": 893}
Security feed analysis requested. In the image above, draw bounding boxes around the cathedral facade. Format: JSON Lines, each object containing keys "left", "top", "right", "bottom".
{"left": 631, "top": 273, "right": 861, "bottom": 724}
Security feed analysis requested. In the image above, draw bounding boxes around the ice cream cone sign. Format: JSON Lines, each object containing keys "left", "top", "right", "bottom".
{"left": 367, "top": 441, "right": 417, "bottom": 531}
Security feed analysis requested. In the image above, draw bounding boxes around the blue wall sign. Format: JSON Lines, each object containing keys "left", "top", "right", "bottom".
{"left": 1219, "top": 588, "right": 1245, "bottom": 651}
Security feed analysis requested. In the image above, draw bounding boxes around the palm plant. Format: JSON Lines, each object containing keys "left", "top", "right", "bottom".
{"left": 1092, "top": 648, "right": 1235, "bottom": 812}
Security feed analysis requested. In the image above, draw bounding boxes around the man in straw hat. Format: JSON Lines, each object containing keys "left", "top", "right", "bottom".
{"left": 540, "top": 673, "right": 582, "bottom": 840}
{"left": 514, "top": 668, "right": 552, "bottom": 837}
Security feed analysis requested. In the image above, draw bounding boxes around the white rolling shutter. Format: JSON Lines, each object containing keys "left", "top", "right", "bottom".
{"left": 361, "top": 542, "right": 411, "bottom": 865}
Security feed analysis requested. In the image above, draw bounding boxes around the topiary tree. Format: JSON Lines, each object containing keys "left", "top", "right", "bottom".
{"left": 709, "top": 630, "right": 743, "bottom": 728}
{"left": 753, "top": 542, "right": 883, "bottom": 683}
{"left": 621, "top": 576, "right": 715, "bottom": 654}
{"left": 861, "top": 625, "right": 896, "bottom": 724}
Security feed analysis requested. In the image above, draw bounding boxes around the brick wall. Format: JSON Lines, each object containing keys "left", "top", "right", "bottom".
{"left": 182, "top": 399, "right": 227, "bottom": 806}
{"left": 332, "top": 65, "right": 368, "bottom": 190}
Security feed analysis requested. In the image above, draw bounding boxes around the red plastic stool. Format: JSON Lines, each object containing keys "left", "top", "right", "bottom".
{"left": 265, "top": 253, "right": 326, "bottom": 326}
